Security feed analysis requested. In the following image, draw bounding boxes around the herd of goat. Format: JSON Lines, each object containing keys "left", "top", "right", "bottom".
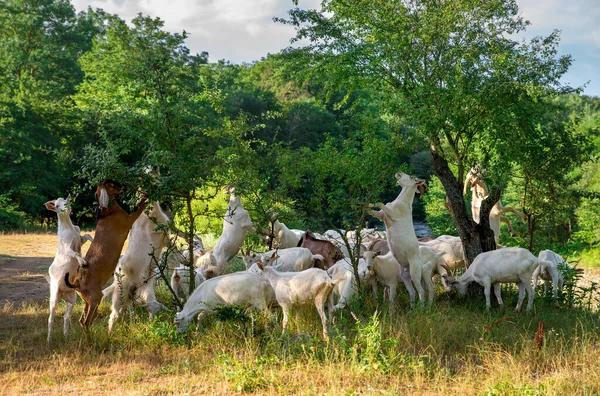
{"left": 43, "top": 169, "right": 582, "bottom": 342}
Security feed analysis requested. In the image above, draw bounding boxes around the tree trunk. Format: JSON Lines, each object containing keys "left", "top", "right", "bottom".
{"left": 186, "top": 193, "right": 196, "bottom": 295}
{"left": 430, "top": 147, "right": 482, "bottom": 266}
{"left": 477, "top": 191, "right": 500, "bottom": 252}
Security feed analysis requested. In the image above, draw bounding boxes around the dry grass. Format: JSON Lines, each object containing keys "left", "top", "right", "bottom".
{"left": 0, "top": 231, "right": 95, "bottom": 258}
{"left": 1, "top": 233, "right": 600, "bottom": 395}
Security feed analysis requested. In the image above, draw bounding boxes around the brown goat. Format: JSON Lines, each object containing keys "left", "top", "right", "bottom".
{"left": 297, "top": 230, "right": 344, "bottom": 270}
{"left": 65, "top": 180, "right": 148, "bottom": 328}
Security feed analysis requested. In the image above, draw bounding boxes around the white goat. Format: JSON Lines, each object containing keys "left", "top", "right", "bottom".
{"left": 170, "top": 265, "right": 205, "bottom": 304}
{"left": 533, "top": 250, "right": 582, "bottom": 306}
{"left": 104, "top": 202, "right": 170, "bottom": 332}
{"left": 363, "top": 246, "right": 443, "bottom": 309}
{"left": 464, "top": 166, "right": 527, "bottom": 244}
{"left": 368, "top": 171, "right": 427, "bottom": 304}
{"left": 420, "top": 235, "right": 466, "bottom": 291}
{"left": 345, "top": 228, "right": 386, "bottom": 244}
{"left": 45, "top": 198, "right": 93, "bottom": 342}
{"left": 447, "top": 247, "right": 552, "bottom": 312}
{"left": 174, "top": 271, "right": 275, "bottom": 333}
{"left": 327, "top": 260, "right": 356, "bottom": 312}
{"left": 240, "top": 246, "right": 323, "bottom": 272}
{"left": 257, "top": 263, "right": 339, "bottom": 340}
{"left": 420, "top": 235, "right": 466, "bottom": 269}
{"left": 200, "top": 188, "right": 256, "bottom": 278}
{"left": 268, "top": 220, "right": 302, "bottom": 249}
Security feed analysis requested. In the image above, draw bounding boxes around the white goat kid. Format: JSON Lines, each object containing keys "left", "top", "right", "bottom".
{"left": 174, "top": 271, "right": 274, "bottom": 333}
{"left": 447, "top": 247, "right": 552, "bottom": 312}
{"left": 464, "top": 166, "right": 527, "bottom": 245}
{"left": 327, "top": 260, "right": 357, "bottom": 312}
{"left": 257, "top": 263, "right": 339, "bottom": 341}
{"left": 104, "top": 202, "right": 170, "bottom": 332}
{"left": 45, "top": 198, "right": 93, "bottom": 342}
{"left": 368, "top": 171, "right": 428, "bottom": 304}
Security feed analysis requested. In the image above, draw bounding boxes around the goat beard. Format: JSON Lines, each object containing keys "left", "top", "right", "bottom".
{"left": 98, "top": 188, "right": 110, "bottom": 209}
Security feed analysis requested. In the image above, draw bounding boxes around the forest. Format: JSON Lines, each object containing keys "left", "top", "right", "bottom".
{"left": 1, "top": 0, "right": 600, "bottom": 265}
{"left": 3, "top": 1, "right": 600, "bottom": 394}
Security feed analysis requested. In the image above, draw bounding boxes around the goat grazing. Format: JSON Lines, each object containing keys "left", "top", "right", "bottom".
{"left": 464, "top": 166, "right": 527, "bottom": 244}
{"left": 64, "top": 180, "right": 148, "bottom": 328}
{"left": 446, "top": 247, "right": 552, "bottom": 312}
{"left": 297, "top": 230, "right": 344, "bottom": 270}
{"left": 533, "top": 249, "right": 583, "bottom": 306}
{"left": 45, "top": 198, "right": 93, "bottom": 342}
{"left": 368, "top": 171, "right": 428, "bottom": 304}
{"left": 174, "top": 271, "right": 275, "bottom": 333}
{"left": 103, "top": 202, "right": 170, "bottom": 332}
{"left": 327, "top": 260, "right": 356, "bottom": 312}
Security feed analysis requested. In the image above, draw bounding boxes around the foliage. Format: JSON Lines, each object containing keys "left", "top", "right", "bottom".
{"left": 0, "top": 0, "right": 98, "bottom": 220}
{"left": 0, "top": 195, "right": 27, "bottom": 231}
{"left": 423, "top": 177, "right": 456, "bottom": 237}
{"left": 279, "top": 0, "right": 584, "bottom": 263}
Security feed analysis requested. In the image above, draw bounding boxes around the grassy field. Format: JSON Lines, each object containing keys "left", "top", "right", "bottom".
{"left": 1, "top": 233, "right": 600, "bottom": 395}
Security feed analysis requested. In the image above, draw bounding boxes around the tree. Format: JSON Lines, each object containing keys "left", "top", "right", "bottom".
{"left": 0, "top": 0, "right": 99, "bottom": 222}
{"left": 277, "top": 128, "right": 410, "bottom": 285}
{"left": 73, "top": 14, "right": 238, "bottom": 295}
{"left": 280, "top": 0, "right": 579, "bottom": 263}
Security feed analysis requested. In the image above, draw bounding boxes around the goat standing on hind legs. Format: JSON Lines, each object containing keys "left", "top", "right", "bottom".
{"left": 45, "top": 198, "right": 93, "bottom": 342}
{"left": 64, "top": 180, "right": 148, "bottom": 328}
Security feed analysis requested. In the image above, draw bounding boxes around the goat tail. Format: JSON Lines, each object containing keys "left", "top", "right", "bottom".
{"left": 64, "top": 272, "right": 79, "bottom": 290}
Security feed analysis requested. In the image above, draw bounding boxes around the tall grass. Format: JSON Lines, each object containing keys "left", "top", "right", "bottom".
{"left": 1, "top": 278, "right": 600, "bottom": 395}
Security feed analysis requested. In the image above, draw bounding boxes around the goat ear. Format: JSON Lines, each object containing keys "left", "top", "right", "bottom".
{"left": 417, "top": 183, "right": 427, "bottom": 198}
{"left": 44, "top": 200, "right": 56, "bottom": 211}
{"left": 257, "top": 262, "right": 264, "bottom": 270}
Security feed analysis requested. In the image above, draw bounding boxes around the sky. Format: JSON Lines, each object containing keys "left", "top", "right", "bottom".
{"left": 70, "top": 0, "right": 600, "bottom": 97}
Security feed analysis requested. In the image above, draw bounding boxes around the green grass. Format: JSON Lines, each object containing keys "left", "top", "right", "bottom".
{"left": 2, "top": 278, "right": 600, "bottom": 395}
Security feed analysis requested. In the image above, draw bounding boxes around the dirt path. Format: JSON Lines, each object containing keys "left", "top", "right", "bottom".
{"left": 0, "top": 233, "right": 91, "bottom": 306}
{"left": 0, "top": 255, "right": 52, "bottom": 305}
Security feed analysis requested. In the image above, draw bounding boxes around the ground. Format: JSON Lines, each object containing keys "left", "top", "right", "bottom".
{"left": 0, "top": 233, "right": 94, "bottom": 305}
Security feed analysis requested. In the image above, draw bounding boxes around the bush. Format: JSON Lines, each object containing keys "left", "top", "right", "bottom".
{"left": 0, "top": 196, "right": 27, "bottom": 231}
